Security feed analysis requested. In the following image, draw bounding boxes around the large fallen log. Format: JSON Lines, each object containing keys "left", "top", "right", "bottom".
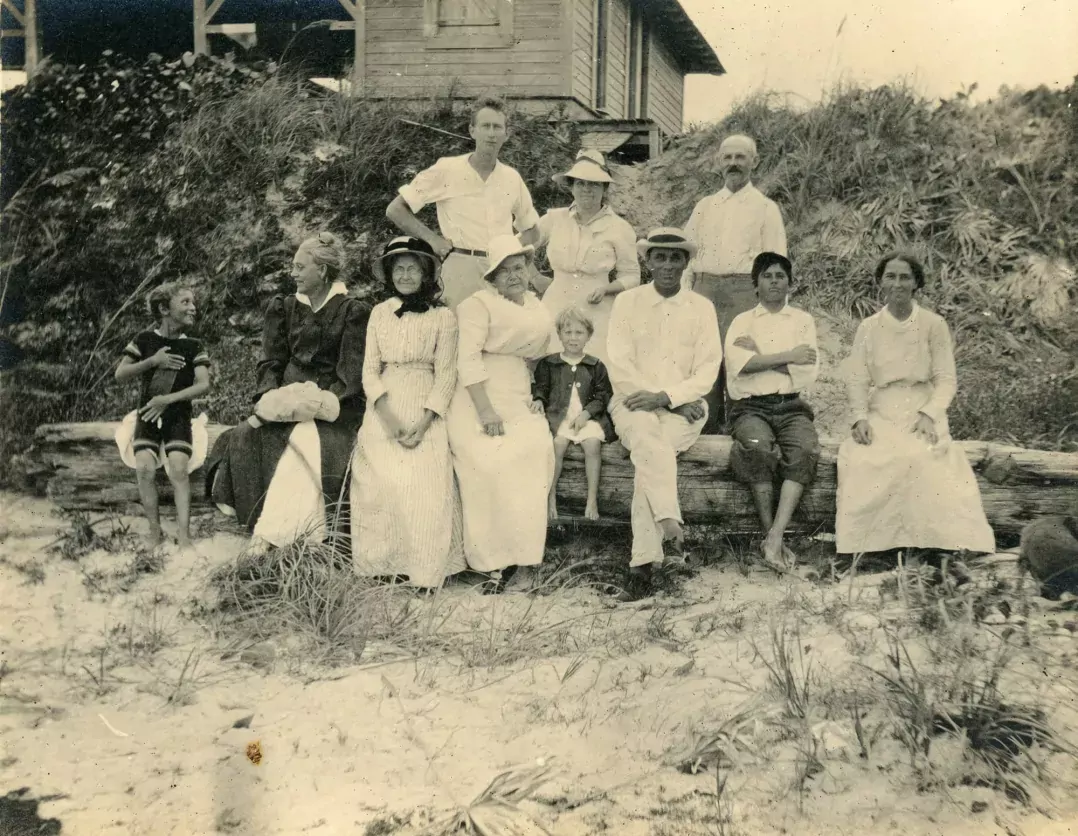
{"left": 21, "top": 421, "right": 1078, "bottom": 541}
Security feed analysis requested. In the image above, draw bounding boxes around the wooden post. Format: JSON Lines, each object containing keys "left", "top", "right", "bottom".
{"left": 193, "top": 0, "right": 207, "bottom": 55}
{"left": 23, "top": 0, "right": 36, "bottom": 75}
{"left": 193, "top": 0, "right": 228, "bottom": 56}
{"left": 2, "top": 0, "right": 38, "bottom": 76}
{"left": 337, "top": 0, "right": 365, "bottom": 93}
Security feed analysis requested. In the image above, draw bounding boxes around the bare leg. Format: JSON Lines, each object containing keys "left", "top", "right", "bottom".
{"left": 167, "top": 451, "right": 193, "bottom": 548}
{"left": 764, "top": 479, "right": 806, "bottom": 567}
{"left": 581, "top": 438, "right": 602, "bottom": 520}
{"left": 549, "top": 437, "right": 570, "bottom": 520}
{"left": 750, "top": 482, "right": 776, "bottom": 530}
{"left": 134, "top": 450, "right": 163, "bottom": 546}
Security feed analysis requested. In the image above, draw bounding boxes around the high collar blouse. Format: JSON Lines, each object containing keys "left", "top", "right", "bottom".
{"left": 538, "top": 204, "right": 641, "bottom": 286}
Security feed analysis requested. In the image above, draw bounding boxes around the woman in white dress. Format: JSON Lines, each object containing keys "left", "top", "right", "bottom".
{"left": 447, "top": 235, "right": 556, "bottom": 593}
{"left": 351, "top": 237, "right": 466, "bottom": 591}
{"left": 836, "top": 253, "right": 995, "bottom": 556}
{"left": 534, "top": 149, "right": 640, "bottom": 363}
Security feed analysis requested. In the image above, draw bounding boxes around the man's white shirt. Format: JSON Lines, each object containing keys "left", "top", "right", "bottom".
{"left": 682, "top": 184, "right": 787, "bottom": 286}
{"left": 724, "top": 303, "right": 819, "bottom": 401}
{"left": 606, "top": 283, "right": 723, "bottom": 409}
{"left": 398, "top": 154, "right": 540, "bottom": 251}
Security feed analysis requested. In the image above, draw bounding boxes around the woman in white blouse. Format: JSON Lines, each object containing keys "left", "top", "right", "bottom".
{"left": 446, "top": 235, "right": 556, "bottom": 593}
{"left": 351, "top": 237, "right": 466, "bottom": 591}
{"left": 836, "top": 253, "right": 995, "bottom": 556}
{"left": 534, "top": 149, "right": 640, "bottom": 362}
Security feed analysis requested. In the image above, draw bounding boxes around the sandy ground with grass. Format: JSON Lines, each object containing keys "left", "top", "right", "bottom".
{"left": 2, "top": 490, "right": 1078, "bottom": 836}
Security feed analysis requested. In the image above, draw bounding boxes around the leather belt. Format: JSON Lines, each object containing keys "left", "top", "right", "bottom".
{"left": 451, "top": 247, "right": 488, "bottom": 257}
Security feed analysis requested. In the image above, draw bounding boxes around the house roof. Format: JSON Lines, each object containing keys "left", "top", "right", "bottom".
{"left": 642, "top": 0, "right": 725, "bottom": 76}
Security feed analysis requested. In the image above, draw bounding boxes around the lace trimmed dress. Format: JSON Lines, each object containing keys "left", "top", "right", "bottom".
{"left": 446, "top": 288, "right": 555, "bottom": 572}
{"left": 836, "top": 304, "right": 995, "bottom": 555}
{"left": 350, "top": 299, "right": 467, "bottom": 586}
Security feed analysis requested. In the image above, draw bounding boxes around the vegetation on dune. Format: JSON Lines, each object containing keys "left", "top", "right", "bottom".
{"left": 617, "top": 81, "right": 1078, "bottom": 447}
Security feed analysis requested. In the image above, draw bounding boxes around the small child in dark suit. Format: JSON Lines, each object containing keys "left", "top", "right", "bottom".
{"left": 115, "top": 282, "right": 211, "bottom": 548}
{"left": 531, "top": 306, "right": 614, "bottom": 521}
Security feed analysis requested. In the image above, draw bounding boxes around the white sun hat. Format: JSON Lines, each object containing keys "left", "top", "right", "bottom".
{"left": 482, "top": 234, "right": 535, "bottom": 280}
{"left": 552, "top": 148, "right": 614, "bottom": 186}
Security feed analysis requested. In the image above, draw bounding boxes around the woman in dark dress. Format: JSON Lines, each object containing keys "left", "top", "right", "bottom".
{"left": 207, "top": 232, "right": 368, "bottom": 549}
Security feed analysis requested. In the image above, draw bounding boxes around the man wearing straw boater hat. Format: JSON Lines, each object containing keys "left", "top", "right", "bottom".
{"left": 386, "top": 94, "right": 541, "bottom": 310}
{"left": 605, "top": 228, "right": 723, "bottom": 602}
{"left": 682, "top": 134, "right": 787, "bottom": 433}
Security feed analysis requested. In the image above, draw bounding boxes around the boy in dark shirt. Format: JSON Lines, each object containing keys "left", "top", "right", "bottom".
{"left": 116, "top": 282, "right": 211, "bottom": 548}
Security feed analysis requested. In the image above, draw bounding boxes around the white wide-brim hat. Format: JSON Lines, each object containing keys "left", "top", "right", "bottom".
{"left": 636, "top": 227, "right": 698, "bottom": 260}
{"left": 482, "top": 234, "right": 535, "bottom": 280}
{"left": 552, "top": 148, "right": 614, "bottom": 187}
{"left": 115, "top": 411, "right": 209, "bottom": 476}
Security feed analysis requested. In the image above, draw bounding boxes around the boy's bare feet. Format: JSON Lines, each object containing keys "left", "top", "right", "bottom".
{"left": 584, "top": 499, "right": 600, "bottom": 521}
{"left": 147, "top": 528, "right": 164, "bottom": 548}
{"left": 547, "top": 494, "right": 559, "bottom": 521}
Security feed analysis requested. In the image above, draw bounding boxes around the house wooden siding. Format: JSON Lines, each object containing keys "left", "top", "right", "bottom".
{"left": 645, "top": 34, "right": 683, "bottom": 135}
{"left": 567, "top": 0, "right": 683, "bottom": 135}
{"left": 364, "top": 0, "right": 565, "bottom": 97}
{"left": 359, "top": 0, "right": 702, "bottom": 136}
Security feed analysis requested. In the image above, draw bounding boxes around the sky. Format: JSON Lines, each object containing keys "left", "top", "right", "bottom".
{"left": 680, "top": 0, "right": 1078, "bottom": 125}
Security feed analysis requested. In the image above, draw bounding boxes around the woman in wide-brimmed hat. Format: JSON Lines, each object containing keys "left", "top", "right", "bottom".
{"left": 533, "top": 148, "right": 639, "bottom": 363}
{"left": 446, "top": 234, "right": 556, "bottom": 593}
{"left": 350, "top": 236, "right": 466, "bottom": 591}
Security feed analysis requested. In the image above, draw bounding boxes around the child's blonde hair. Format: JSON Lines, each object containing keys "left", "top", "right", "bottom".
{"left": 554, "top": 305, "right": 595, "bottom": 337}
{"left": 146, "top": 281, "right": 194, "bottom": 321}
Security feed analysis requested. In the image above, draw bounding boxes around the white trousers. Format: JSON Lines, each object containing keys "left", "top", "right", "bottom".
{"left": 253, "top": 421, "right": 325, "bottom": 547}
{"left": 610, "top": 398, "right": 706, "bottom": 566}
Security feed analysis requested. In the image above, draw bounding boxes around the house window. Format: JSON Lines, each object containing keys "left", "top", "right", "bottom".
{"left": 424, "top": 0, "right": 514, "bottom": 49}
{"left": 593, "top": 0, "right": 608, "bottom": 111}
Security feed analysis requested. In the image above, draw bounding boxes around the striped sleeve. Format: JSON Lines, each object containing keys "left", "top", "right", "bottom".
{"left": 122, "top": 333, "right": 144, "bottom": 360}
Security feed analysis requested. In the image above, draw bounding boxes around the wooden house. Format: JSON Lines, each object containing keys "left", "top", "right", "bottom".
{"left": 352, "top": 0, "right": 724, "bottom": 156}
{"left": 192, "top": 0, "right": 724, "bottom": 157}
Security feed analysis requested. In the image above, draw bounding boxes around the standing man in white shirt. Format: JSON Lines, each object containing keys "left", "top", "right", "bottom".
{"left": 386, "top": 95, "right": 541, "bottom": 309}
{"left": 725, "top": 252, "right": 820, "bottom": 572}
{"left": 682, "top": 134, "right": 787, "bottom": 432}
{"left": 606, "top": 228, "right": 723, "bottom": 602}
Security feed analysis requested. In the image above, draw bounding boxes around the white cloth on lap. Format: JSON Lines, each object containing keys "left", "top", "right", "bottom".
{"left": 254, "top": 381, "right": 339, "bottom": 424}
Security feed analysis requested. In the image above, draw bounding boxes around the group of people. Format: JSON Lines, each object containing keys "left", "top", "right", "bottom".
{"left": 116, "top": 94, "right": 997, "bottom": 602}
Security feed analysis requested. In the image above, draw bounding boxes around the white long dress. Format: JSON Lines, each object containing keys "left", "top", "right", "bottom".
{"left": 350, "top": 300, "right": 467, "bottom": 586}
{"left": 446, "top": 288, "right": 555, "bottom": 572}
{"left": 836, "top": 304, "right": 995, "bottom": 554}
{"left": 537, "top": 205, "right": 640, "bottom": 363}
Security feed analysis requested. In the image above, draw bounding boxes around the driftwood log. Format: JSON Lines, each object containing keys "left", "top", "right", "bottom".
{"left": 21, "top": 421, "right": 1078, "bottom": 542}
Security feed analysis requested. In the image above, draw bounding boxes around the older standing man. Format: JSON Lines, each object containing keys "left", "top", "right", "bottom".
{"left": 606, "top": 228, "right": 723, "bottom": 602}
{"left": 386, "top": 95, "right": 541, "bottom": 309}
{"left": 682, "top": 134, "right": 787, "bottom": 432}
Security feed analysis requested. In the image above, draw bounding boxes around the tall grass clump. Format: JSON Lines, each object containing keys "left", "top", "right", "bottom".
{"left": 0, "top": 54, "right": 579, "bottom": 484}
{"left": 209, "top": 538, "right": 417, "bottom": 662}
{"left": 625, "top": 80, "right": 1078, "bottom": 449}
